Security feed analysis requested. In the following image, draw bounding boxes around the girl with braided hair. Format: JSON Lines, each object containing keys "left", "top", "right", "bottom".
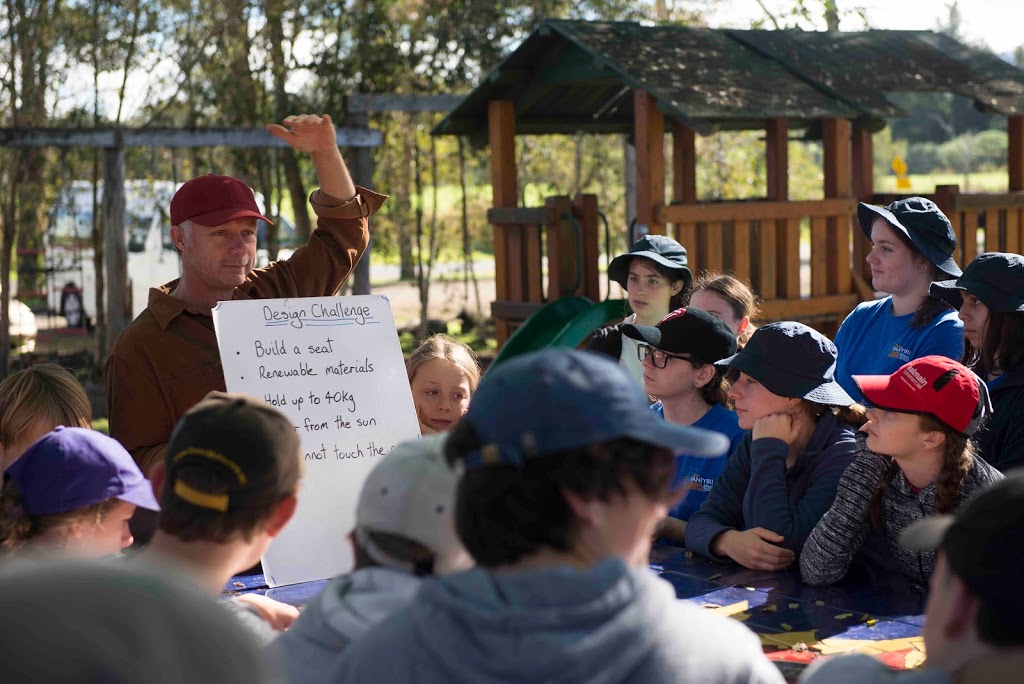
{"left": 800, "top": 356, "right": 1003, "bottom": 594}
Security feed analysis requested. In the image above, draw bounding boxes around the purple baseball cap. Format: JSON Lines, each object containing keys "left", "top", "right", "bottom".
{"left": 4, "top": 427, "right": 160, "bottom": 515}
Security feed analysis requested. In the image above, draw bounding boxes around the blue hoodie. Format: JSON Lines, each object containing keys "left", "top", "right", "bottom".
{"left": 685, "top": 411, "right": 858, "bottom": 559}
{"left": 329, "top": 558, "right": 784, "bottom": 684}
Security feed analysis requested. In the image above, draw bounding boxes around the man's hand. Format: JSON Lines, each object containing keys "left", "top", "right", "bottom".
{"left": 267, "top": 114, "right": 338, "bottom": 157}
{"left": 752, "top": 412, "right": 803, "bottom": 445}
{"left": 713, "top": 528, "right": 795, "bottom": 571}
{"left": 234, "top": 593, "right": 299, "bottom": 631}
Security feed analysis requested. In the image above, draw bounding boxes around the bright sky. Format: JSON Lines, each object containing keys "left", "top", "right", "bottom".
{"left": 706, "top": 0, "right": 1024, "bottom": 55}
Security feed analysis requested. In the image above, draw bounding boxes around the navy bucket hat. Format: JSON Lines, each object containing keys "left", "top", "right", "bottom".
{"left": 929, "top": 252, "right": 1024, "bottom": 313}
{"left": 459, "top": 349, "right": 729, "bottom": 469}
{"left": 715, "top": 322, "right": 854, "bottom": 406}
{"left": 857, "top": 197, "right": 962, "bottom": 278}
{"left": 608, "top": 235, "right": 693, "bottom": 291}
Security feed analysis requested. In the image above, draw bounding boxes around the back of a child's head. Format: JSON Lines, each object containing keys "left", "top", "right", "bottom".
{"left": 0, "top": 363, "right": 92, "bottom": 466}
{"left": 354, "top": 434, "right": 468, "bottom": 576}
{"left": 159, "top": 393, "right": 301, "bottom": 544}
{"left": 406, "top": 334, "right": 481, "bottom": 392}
{"left": 0, "top": 560, "right": 277, "bottom": 683}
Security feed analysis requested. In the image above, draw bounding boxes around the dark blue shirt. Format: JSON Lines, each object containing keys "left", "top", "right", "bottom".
{"left": 651, "top": 402, "right": 745, "bottom": 522}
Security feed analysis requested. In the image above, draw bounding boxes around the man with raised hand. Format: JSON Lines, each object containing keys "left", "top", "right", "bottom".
{"left": 105, "top": 114, "right": 385, "bottom": 480}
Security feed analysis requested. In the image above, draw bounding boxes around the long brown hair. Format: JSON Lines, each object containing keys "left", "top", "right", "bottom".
{"left": 688, "top": 273, "right": 760, "bottom": 348}
{"left": 963, "top": 310, "right": 1024, "bottom": 376}
{"left": 0, "top": 477, "right": 115, "bottom": 554}
{"left": 868, "top": 414, "right": 974, "bottom": 527}
{"left": 887, "top": 228, "right": 955, "bottom": 329}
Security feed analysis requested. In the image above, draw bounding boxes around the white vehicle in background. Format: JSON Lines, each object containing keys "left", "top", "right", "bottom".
{"left": 47, "top": 181, "right": 296, "bottom": 328}
{"left": 47, "top": 181, "right": 180, "bottom": 328}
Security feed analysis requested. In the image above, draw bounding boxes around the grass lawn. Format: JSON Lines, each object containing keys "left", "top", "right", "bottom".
{"left": 875, "top": 171, "right": 1008, "bottom": 194}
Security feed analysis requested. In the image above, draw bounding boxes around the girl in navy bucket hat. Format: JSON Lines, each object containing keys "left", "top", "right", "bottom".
{"left": 685, "top": 322, "right": 867, "bottom": 570}
{"left": 833, "top": 197, "right": 965, "bottom": 403}
{"left": 930, "top": 252, "right": 1024, "bottom": 470}
{"left": 587, "top": 235, "right": 692, "bottom": 385}
{"left": 801, "top": 355, "right": 1003, "bottom": 595}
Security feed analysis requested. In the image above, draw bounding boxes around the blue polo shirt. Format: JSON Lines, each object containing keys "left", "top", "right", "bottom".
{"left": 834, "top": 297, "right": 963, "bottom": 403}
{"left": 652, "top": 402, "right": 745, "bottom": 521}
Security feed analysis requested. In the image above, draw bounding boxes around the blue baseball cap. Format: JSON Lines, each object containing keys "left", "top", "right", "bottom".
{"left": 461, "top": 349, "right": 729, "bottom": 469}
{"left": 4, "top": 427, "right": 160, "bottom": 515}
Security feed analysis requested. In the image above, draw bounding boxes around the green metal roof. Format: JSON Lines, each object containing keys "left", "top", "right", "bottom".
{"left": 434, "top": 20, "right": 1024, "bottom": 140}
{"left": 730, "top": 29, "right": 1024, "bottom": 117}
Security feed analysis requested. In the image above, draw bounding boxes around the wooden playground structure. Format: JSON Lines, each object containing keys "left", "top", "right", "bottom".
{"left": 435, "top": 21, "right": 1024, "bottom": 345}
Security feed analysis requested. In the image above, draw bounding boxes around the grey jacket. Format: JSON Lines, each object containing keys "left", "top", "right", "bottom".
{"left": 800, "top": 436, "right": 1003, "bottom": 594}
{"left": 273, "top": 566, "right": 422, "bottom": 684}
{"left": 329, "top": 558, "right": 785, "bottom": 684}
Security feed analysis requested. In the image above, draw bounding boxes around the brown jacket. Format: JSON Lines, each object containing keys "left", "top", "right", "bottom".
{"left": 104, "top": 187, "right": 386, "bottom": 474}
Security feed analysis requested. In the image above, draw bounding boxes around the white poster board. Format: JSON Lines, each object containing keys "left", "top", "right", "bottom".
{"left": 213, "top": 295, "right": 420, "bottom": 586}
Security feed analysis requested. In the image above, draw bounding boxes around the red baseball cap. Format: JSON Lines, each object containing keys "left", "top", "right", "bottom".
{"left": 853, "top": 356, "right": 992, "bottom": 436}
{"left": 169, "top": 174, "right": 273, "bottom": 227}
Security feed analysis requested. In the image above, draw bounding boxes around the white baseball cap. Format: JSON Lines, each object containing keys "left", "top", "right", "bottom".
{"left": 355, "top": 434, "right": 466, "bottom": 575}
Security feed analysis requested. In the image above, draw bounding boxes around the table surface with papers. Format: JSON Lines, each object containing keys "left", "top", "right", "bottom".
{"left": 225, "top": 543, "right": 926, "bottom": 682}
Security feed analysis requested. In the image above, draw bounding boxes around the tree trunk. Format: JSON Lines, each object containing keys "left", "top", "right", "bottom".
{"left": 398, "top": 114, "right": 416, "bottom": 280}
{"left": 1, "top": 156, "right": 18, "bottom": 373}
{"left": 103, "top": 144, "right": 129, "bottom": 353}
{"left": 414, "top": 127, "right": 426, "bottom": 338}
{"left": 265, "top": 0, "right": 310, "bottom": 241}
{"left": 349, "top": 111, "right": 374, "bottom": 295}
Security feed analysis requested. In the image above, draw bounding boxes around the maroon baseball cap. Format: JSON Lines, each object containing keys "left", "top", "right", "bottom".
{"left": 853, "top": 356, "right": 992, "bottom": 436}
{"left": 169, "top": 174, "right": 273, "bottom": 228}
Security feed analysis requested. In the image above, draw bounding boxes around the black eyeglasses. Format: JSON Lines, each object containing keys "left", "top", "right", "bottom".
{"left": 637, "top": 343, "right": 699, "bottom": 369}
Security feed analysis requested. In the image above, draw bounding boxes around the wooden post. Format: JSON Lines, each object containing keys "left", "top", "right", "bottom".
{"left": 634, "top": 90, "right": 665, "bottom": 237}
{"left": 103, "top": 141, "right": 129, "bottom": 353}
{"left": 546, "top": 195, "right": 576, "bottom": 300}
{"left": 348, "top": 110, "right": 375, "bottom": 295}
{"left": 1010, "top": 116, "right": 1024, "bottom": 192}
{"left": 823, "top": 118, "right": 852, "bottom": 297}
{"left": 671, "top": 121, "right": 696, "bottom": 205}
{"left": 573, "top": 193, "right": 601, "bottom": 303}
{"left": 761, "top": 119, "right": 788, "bottom": 300}
{"left": 765, "top": 119, "right": 788, "bottom": 202}
{"left": 671, "top": 120, "right": 697, "bottom": 273}
{"left": 489, "top": 100, "right": 517, "bottom": 344}
{"left": 850, "top": 127, "right": 874, "bottom": 286}
{"left": 934, "top": 184, "right": 964, "bottom": 265}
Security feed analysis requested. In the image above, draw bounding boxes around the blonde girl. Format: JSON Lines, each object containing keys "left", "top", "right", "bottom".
{"left": 0, "top": 363, "right": 92, "bottom": 468}
{"left": 407, "top": 335, "right": 481, "bottom": 435}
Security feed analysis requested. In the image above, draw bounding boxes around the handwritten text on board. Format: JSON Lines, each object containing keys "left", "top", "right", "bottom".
{"left": 213, "top": 295, "right": 420, "bottom": 587}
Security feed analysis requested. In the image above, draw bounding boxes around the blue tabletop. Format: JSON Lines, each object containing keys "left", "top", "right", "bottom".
{"left": 226, "top": 544, "right": 926, "bottom": 676}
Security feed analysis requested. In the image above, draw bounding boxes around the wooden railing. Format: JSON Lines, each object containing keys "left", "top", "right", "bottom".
{"left": 487, "top": 194, "right": 600, "bottom": 342}
{"left": 657, "top": 198, "right": 862, "bottom": 333}
{"left": 871, "top": 186, "right": 1024, "bottom": 268}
